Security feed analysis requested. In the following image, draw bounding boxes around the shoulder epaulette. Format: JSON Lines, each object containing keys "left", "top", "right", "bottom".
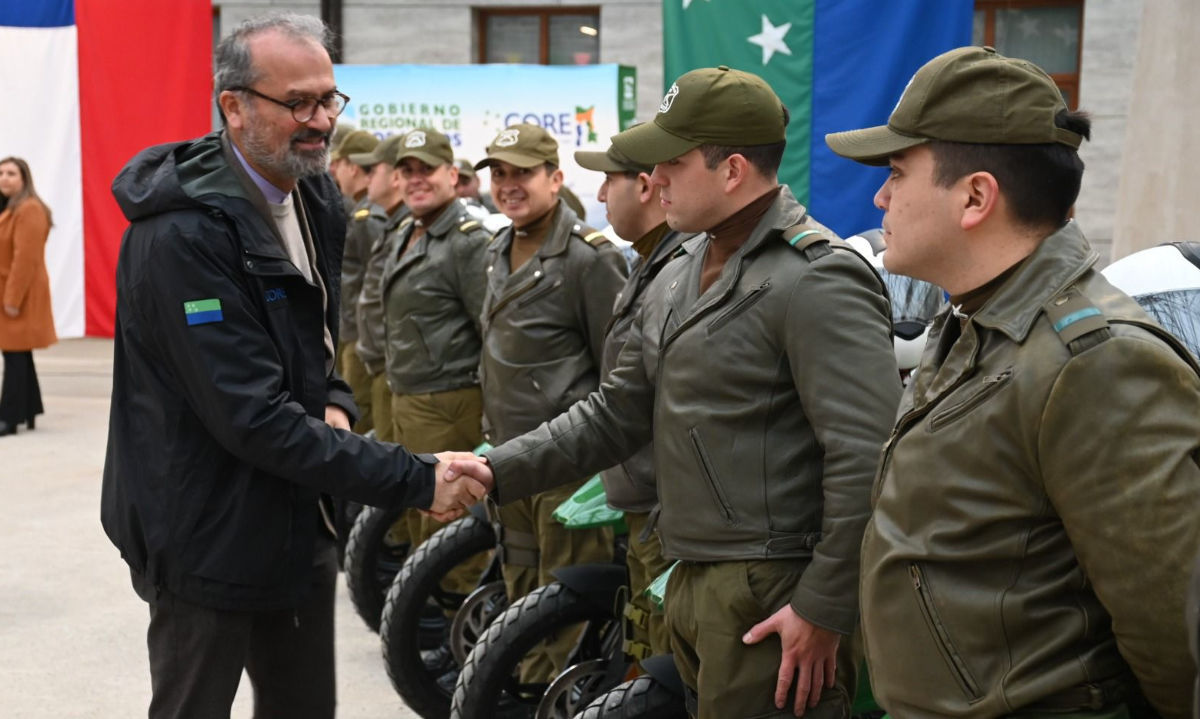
{"left": 571, "top": 223, "right": 610, "bottom": 248}
{"left": 459, "top": 219, "right": 482, "bottom": 233}
{"left": 1043, "top": 285, "right": 1111, "bottom": 355}
{"left": 782, "top": 222, "right": 834, "bottom": 261}
{"left": 353, "top": 208, "right": 371, "bottom": 221}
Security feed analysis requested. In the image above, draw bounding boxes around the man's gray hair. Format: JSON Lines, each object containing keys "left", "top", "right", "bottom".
{"left": 213, "top": 13, "right": 331, "bottom": 110}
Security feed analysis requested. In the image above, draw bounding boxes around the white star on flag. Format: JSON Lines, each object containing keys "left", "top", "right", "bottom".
{"left": 682, "top": 0, "right": 710, "bottom": 9}
{"left": 747, "top": 14, "right": 792, "bottom": 65}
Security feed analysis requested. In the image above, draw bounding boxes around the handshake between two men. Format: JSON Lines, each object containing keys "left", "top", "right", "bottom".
{"left": 425, "top": 452, "right": 499, "bottom": 522}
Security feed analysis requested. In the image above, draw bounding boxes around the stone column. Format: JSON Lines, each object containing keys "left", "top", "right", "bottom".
{"left": 1111, "top": 0, "right": 1200, "bottom": 260}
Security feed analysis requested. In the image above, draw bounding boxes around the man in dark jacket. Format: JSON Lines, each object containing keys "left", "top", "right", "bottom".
{"left": 100, "top": 14, "right": 485, "bottom": 719}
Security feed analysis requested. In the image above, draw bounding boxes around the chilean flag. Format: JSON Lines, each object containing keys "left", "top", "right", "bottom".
{"left": 0, "top": 0, "right": 211, "bottom": 337}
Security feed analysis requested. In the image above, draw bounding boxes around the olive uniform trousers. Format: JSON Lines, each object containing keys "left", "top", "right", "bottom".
{"left": 665, "top": 559, "right": 858, "bottom": 719}
{"left": 391, "top": 386, "right": 490, "bottom": 599}
{"left": 622, "top": 511, "right": 672, "bottom": 658}
{"left": 494, "top": 480, "right": 614, "bottom": 682}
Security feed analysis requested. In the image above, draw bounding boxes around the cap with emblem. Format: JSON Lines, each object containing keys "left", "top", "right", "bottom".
{"left": 396, "top": 128, "right": 455, "bottom": 167}
{"left": 349, "top": 132, "right": 407, "bottom": 167}
{"left": 825, "top": 46, "right": 1083, "bottom": 166}
{"left": 574, "top": 142, "right": 653, "bottom": 176}
{"left": 612, "top": 66, "right": 786, "bottom": 166}
{"left": 331, "top": 129, "right": 378, "bottom": 162}
{"left": 475, "top": 123, "right": 559, "bottom": 170}
{"left": 455, "top": 158, "right": 477, "bottom": 179}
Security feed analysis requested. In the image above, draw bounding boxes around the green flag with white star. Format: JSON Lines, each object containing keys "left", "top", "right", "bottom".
{"left": 662, "top": 0, "right": 973, "bottom": 233}
{"left": 664, "top": 0, "right": 814, "bottom": 201}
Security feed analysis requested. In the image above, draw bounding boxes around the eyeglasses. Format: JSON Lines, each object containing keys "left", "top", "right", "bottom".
{"left": 230, "top": 86, "right": 350, "bottom": 123}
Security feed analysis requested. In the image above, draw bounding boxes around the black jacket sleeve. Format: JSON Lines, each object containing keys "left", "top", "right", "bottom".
{"left": 126, "top": 215, "right": 436, "bottom": 510}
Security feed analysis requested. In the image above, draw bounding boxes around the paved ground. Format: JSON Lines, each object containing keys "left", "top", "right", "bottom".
{"left": 1, "top": 338, "right": 418, "bottom": 718}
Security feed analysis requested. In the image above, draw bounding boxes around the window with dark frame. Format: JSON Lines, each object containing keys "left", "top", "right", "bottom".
{"left": 477, "top": 7, "right": 601, "bottom": 65}
{"left": 973, "top": 0, "right": 1084, "bottom": 109}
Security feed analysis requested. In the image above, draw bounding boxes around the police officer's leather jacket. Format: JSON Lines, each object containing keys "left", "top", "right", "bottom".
{"left": 339, "top": 197, "right": 385, "bottom": 346}
{"left": 355, "top": 203, "right": 410, "bottom": 375}
{"left": 381, "top": 199, "right": 490, "bottom": 395}
{"left": 599, "top": 225, "right": 692, "bottom": 512}
{"left": 486, "top": 188, "right": 901, "bottom": 635}
{"left": 861, "top": 221, "right": 1200, "bottom": 719}
{"left": 102, "top": 132, "right": 437, "bottom": 612}
{"left": 479, "top": 199, "right": 627, "bottom": 443}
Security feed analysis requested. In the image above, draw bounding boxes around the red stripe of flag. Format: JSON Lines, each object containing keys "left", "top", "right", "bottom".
{"left": 76, "top": 0, "right": 212, "bottom": 336}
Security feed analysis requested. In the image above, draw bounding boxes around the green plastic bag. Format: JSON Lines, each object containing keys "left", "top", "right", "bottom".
{"left": 645, "top": 561, "right": 679, "bottom": 611}
{"left": 551, "top": 475, "right": 627, "bottom": 531}
{"left": 474, "top": 442, "right": 492, "bottom": 455}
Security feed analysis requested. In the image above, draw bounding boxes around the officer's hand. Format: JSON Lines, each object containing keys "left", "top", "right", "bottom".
{"left": 743, "top": 605, "right": 839, "bottom": 716}
{"left": 324, "top": 405, "right": 352, "bottom": 430}
{"left": 444, "top": 456, "right": 495, "bottom": 494}
{"left": 426, "top": 452, "right": 489, "bottom": 522}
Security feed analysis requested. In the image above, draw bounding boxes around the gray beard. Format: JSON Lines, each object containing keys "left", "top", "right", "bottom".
{"left": 241, "top": 114, "right": 330, "bottom": 182}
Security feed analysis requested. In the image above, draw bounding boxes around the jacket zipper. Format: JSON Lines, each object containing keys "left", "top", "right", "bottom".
{"left": 688, "top": 428, "right": 738, "bottom": 525}
{"left": 707, "top": 281, "right": 771, "bottom": 333}
{"left": 487, "top": 273, "right": 543, "bottom": 317}
{"left": 909, "top": 563, "right": 981, "bottom": 700}
{"left": 516, "top": 277, "right": 563, "bottom": 307}
{"left": 927, "top": 368, "right": 1014, "bottom": 432}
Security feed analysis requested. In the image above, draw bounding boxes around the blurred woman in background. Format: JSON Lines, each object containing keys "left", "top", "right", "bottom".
{"left": 0, "top": 157, "right": 57, "bottom": 436}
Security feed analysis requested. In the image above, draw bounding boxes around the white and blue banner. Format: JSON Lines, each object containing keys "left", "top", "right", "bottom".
{"left": 334, "top": 63, "right": 637, "bottom": 226}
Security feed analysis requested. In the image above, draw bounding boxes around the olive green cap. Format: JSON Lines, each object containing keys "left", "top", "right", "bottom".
{"left": 455, "top": 158, "right": 477, "bottom": 179}
{"left": 348, "top": 132, "right": 407, "bottom": 167}
{"left": 475, "top": 123, "right": 559, "bottom": 170}
{"left": 574, "top": 144, "right": 653, "bottom": 175}
{"left": 331, "top": 129, "right": 378, "bottom": 161}
{"left": 396, "top": 128, "right": 454, "bottom": 167}
{"left": 825, "top": 46, "right": 1084, "bottom": 166}
{"left": 611, "top": 66, "right": 786, "bottom": 165}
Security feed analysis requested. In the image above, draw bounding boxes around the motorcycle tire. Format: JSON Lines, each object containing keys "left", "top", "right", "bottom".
{"left": 572, "top": 675, "right": 687, "bottom": 719}
{"left": 344, "top": 505, "right": 408, "bottom": 633}
{"left": 451, "top": 582, "right": 621, "bottom": 719}
{"left": 382, "top": 514, "right": 499, "bottom": 719}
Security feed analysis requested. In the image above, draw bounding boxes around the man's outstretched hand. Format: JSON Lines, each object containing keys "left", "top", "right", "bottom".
{"left": 426, "top": 452, "right": 491, "bottom": 522}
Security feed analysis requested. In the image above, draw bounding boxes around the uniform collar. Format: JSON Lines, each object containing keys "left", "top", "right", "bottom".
{"left": 418, "top": 198, "right": 465, "bottom": 238}
{"left": 969, "top": 220, "right": 1098, "bottom": 342}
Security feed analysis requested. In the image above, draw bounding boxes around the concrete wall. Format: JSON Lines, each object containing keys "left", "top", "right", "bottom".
{"left": 213, "top": 0, "right": 665, "bottom": 120}
{"left": 1111, "top": 0, "right": 1200, "bottom": 260}
{"left": 1075, "top": 0, "right": 1142, "bottom": 265}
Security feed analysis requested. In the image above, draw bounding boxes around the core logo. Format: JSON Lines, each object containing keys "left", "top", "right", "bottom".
{"left": 406, "top": 131, "right": 426, "bottom": 148}
{"left": 659, "top": 83, "right": 680, "bottom": 114}
{"left": 495, "top": 129, "right": 520, "bottom": 147}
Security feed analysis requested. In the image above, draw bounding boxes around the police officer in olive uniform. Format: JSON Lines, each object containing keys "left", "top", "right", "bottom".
{"left": 826, "top": 47, "right": 1200, "bottom": 719}
{"left": 474, "top": 123, "right": 628, "bottom": 679}
{"left": 334, "top": 130, "right": 384, "bottom": 434}
{"left": 381, "top": 128, "right": 492, "bottom": 585}
{"left": 348, "top": 132, "right": 411, "bottom": 443}
{"left": 331, "top": 129, "right": 376, "bottom": 216}
{"left": 454, "top": 157, "right": 496, "bottom": 216}
{"left": 573, "top": 142, "right": 693, "bottom": 660}
{"left": 449, "top": 69, "right": 900, "bottom": 718}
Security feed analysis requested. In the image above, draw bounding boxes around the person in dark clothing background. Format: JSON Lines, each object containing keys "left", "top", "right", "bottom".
{"left": 99, "top": 13, "right": 486, "bottom": 719}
